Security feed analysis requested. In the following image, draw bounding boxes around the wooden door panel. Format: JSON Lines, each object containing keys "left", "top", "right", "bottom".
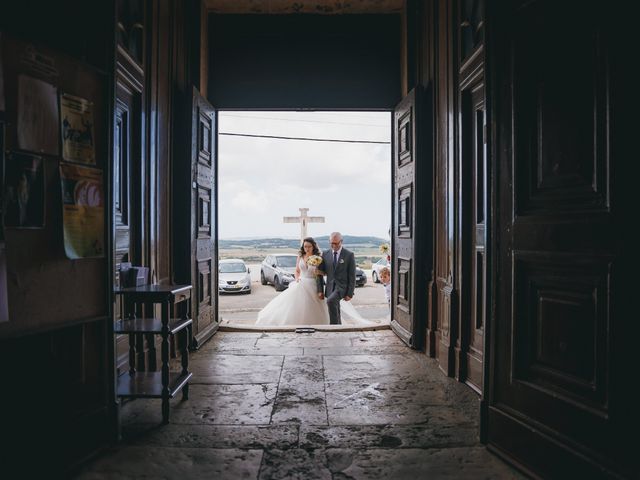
{"left": 512, "top": 253, "right": 609, "bottom": 407}
{"left": 392, "top": 87, "right": 427, "bottom": 349}
{"left": 197, "top": 259, "right": 213, "bottom": 328}
{"left": 488, "top": 1, "right": 627, "bottom": 476}
{"left": 191, "top": 90, "right": 217, "bottom": 346}
{"left": 513, "top": 13, "right": 608, "bottom": 215}
{"left": 396, "top": 258, "right": 412, "bottom": 313}
{"left": 198, "top": 188, "right": 211, "bottom": 236}
{"left": 172, "top": 88, "right": 217, "bottom": 348}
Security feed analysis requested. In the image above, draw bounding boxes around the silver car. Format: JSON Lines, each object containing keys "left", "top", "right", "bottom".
{"left": 260, "top": 254, "right": 297, "bottom": 291}
{"left": 218, "top": 259, "right": 252, "bottom": 294}
{"left": 371, "top": 257, "right": 391, "bottom": 283}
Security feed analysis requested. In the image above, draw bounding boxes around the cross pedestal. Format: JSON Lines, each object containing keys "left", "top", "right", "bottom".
{"left": 283, "top": 208, "right": 325, "bottom": 244}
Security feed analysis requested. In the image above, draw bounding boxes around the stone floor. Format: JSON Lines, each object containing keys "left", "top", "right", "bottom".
{"left": 74, "top": 330, "right": 525, "bottom": 479}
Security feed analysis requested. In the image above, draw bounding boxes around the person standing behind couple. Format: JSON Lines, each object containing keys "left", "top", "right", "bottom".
{"left": 316, "top": 232, "right": 356, "bottom": 325}
{"left": 379, "top": 266, "right": 391, "bottom": 310}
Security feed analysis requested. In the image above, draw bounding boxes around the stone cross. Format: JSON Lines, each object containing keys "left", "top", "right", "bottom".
{"left": 283, "top": 208, "right": 325, "bottom": 243}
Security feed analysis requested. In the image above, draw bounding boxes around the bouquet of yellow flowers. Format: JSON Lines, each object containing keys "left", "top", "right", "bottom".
{"left": 379, "top": 243, "right": 390, "bottom": 255}
{"left": 306, "top": 255, "right": 323, "bottom": 267}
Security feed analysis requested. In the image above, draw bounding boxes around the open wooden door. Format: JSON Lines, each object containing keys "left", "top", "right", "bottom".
{"left": 488, "top": 2, "right": 633, "bottom": 477}
{"left": 174, "top": 88, "right": 218, "bottom": 348}
{"left": 391, "top": 87, "right": 429, "bottom": 349}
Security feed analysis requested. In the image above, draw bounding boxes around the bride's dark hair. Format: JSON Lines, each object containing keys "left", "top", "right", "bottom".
{"left": 299, "top": 237, "right": 320, "bottom": 256}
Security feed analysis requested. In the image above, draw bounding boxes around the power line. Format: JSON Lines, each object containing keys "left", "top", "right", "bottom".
{"left": 221, "top": 113, "right": 389, "bottom": 128}
{"left": 219, "top": 132, "right": 390, "bottom": 144}
{"left": 297, "top": 111, "right": 392, "bottom": 122}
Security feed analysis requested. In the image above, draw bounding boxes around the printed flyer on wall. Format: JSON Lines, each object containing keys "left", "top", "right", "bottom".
{"left": 59, "top": 163, "right": 104, "bottom": 259}
{"left": 17, "top": 74, "right": 59, "bottom": 155}
{"left": 60, "top": 92, "right": 96, "bottom": 165}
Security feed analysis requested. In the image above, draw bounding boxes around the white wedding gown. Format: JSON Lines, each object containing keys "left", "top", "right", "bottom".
{"left": 255, "top": 257, "right": 373, "bottom": 326}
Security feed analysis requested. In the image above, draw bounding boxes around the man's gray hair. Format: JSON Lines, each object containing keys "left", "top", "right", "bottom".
{"left": 330, "top": 232, "right": 343, "bottom": 241}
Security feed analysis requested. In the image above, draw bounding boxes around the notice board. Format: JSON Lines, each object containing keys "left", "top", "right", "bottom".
{"left": 0, "top": 34, "right": 107, "bottom": 336}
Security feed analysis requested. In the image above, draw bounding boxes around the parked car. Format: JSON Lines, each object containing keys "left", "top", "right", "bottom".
{"left": 218, "top": 258, "right": 252, "bottom": 294}
{"left": 371, "top": 257, "right": 391, "bottom": 283}
{"left": 355, "top": 267, "right": 367, "bottom": 287}
{"left": 260, "top": 254, "right": 298, "bottom": 291}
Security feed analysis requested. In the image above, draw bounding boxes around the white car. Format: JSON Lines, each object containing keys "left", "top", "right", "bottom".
{"left": 371, "top": 257, "right": 391, "bottom": 283}
{"left": 218, "top": 259, "right": 252, "bottom": 294}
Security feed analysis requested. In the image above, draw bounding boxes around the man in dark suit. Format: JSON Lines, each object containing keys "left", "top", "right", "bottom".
{"left": 316, "top": 231, "right": 356, "bottom": 324}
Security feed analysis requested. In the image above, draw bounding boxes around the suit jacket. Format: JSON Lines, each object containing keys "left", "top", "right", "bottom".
{"left": 316, "top": 248, "right": 356, "bottom": 298}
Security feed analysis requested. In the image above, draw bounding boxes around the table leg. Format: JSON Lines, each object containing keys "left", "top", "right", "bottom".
{"left": 161, "top": 300, "right": 170, "bottom": 424}
{"left": 181, "top": 327, "right": 190, "bottom": 400}
{"left": 128, "top": 333, "right": 136, "bottom": 375}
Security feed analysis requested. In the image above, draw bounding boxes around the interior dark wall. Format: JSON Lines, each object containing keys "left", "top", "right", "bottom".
{"left": 0, "top": 1, "right": 114, "bottom": 476}
{"left": 207, "top": 14, "right": 401, "bottom": 109}
{"left": 0, "top": 0, "right": 112, "bottom": 69}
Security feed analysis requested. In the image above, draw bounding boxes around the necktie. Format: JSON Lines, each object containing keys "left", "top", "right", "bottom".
{"left": 333, "top": 251, "right": 338, "bottom": 271}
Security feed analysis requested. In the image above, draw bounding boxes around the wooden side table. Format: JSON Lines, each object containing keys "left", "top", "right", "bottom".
{"left": 114, "top": 284, "right": 193, "bottom": 424}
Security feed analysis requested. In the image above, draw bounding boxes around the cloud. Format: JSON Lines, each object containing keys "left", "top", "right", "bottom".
{"left": 228, "top": 184, "right": 270, "bottom": 214}
{"left": 218, "top": 111, "right": 391, "bottom": 238}
{"left": 220, "top": 136, "right": 390, "bottom": 189}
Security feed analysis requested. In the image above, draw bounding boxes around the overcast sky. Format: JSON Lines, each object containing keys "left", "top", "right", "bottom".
{"left": 218, "top": 111, "right": 391, "bottom": 240}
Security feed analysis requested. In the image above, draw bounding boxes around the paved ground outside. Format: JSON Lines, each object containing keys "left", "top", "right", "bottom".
{"left": 219, "top": 265, "right": 390, "bottom": 327}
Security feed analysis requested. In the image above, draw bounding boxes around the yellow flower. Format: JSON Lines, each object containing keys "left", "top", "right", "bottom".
{"left": 379, "top": 243, "right": 390, "bottom": 255}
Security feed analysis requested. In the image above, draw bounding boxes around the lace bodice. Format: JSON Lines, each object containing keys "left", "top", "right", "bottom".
{"left": 299, "top": 257, "right": 318, "bottom": 279}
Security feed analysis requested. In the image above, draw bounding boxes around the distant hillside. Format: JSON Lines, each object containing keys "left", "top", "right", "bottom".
{"left": 220, "top": 235, "right": 389, "bottom": 250}
{"left": 219, "top": 235, "right": 390, "bottom": 267}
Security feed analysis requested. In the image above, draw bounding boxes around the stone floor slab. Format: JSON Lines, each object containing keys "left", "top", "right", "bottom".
{"left": 300, "top": 424, "right": 478, "bottom": 449}
{"left": 302, "top": 346, "right": 409, "bottom": 356}
{"left": 350, "top": 335, "right": 406, "bottom": 346}
{"left": 183, "top": 354, "right": 283, "bottom": 384}
{"left": 279, "top": 355, "right": 324, "bottom": 384}
{"left": 325, "top": 379, "right": 474, "bottom": 425}
{"left": 256, "top": 336, "right": 353, "bottom": 348}
{"left": 124, "top": 423, "right": 299, "bottom": 450}
{"left": 271, "top": 382, "right": 328, "bottom": 425}
{"left": 254, "top": 331, "right": 365, "bottom": 340}
{"left": 75, "top": 446, "right": 262, "bottom": 480}
{"left": 325, "top": 447, "right": 525, "bottom": 479}
{"left": 120, "top": 383, "right": 277, "bottom": 425}
{"left": 205, "top": 347, "right": 306, "bottom": 356}
{"left": 323, "top": 354, "right": 426, "bottom": 383}
{"left": 258, "top": 449, "right": 332, "bottom": 480}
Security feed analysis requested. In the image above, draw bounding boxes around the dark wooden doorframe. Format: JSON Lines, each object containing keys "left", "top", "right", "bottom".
{"left": 113, "top": 51, "right": 145, "bottom": 374}
{"left": 458, "top": 53, "right": 487, "bottom": 395}
{"left": 214, "top": 107, "right": 399, "bottom": 331}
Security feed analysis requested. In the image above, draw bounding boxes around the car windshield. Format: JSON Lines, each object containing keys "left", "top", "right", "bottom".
{"left": 276, "top": 256, "right": 297, "bottom": 268}
{"left": 219, "top": 263, "right": 246, "bottom": 273}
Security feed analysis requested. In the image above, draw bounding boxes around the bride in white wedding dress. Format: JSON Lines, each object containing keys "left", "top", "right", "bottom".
{"left": 255, "top": 237, "right": 371, "bottom": 326}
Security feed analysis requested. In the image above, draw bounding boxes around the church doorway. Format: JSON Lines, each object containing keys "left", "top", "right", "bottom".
{"left": 216, "top": 111, "right": 392, "bottom": 331}
{"left": 175, "top": 10, "right": 430, "bottom": 351}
